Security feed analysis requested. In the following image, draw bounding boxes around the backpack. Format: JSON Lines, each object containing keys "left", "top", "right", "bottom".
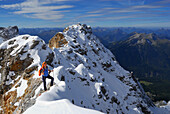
{"left": 38, "top": 66, "right": 48, "bottom": 76}
{"left": 38, "top": 67, "right": 44, "bottom": 76}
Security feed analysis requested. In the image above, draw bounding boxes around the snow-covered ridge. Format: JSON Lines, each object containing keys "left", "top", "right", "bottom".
{"left": 0, "top": 34, "right": 53, "bottom": 66}
{"left": 0, "top": 23, "right": 169, "bottom": 114}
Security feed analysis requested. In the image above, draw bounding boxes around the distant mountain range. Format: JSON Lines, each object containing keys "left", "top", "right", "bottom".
{"left": 19, "top": 27, "right": 170, "bottom": 44}
{"left": 93, "top": 27, "right": 170, "bottom": 43}
{"left": 108, "top": 32, "right": 170, "bottom": 80}
{"left": 108, "top": 32, "right": 170, "bottom": 101}
{"left": 20, "top": 28, "right": 63, "bottom": 43}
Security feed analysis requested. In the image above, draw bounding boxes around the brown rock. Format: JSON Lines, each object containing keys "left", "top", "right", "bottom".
{"left": 1, "top": 90, "right": 18, "bottom": 114}
{"left": 9, "top": 57, "right": 33, "bottom": 72}
{"left": 49, "top": 32, "right": 68, "bottom": 49}
{"left": 63, "top": 27, "right": 69, "bottom": 32}
{"left": 23, "top": 66, "right": 38, "bottom": 80}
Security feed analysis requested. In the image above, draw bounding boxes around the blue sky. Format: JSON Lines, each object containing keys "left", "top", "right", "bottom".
{"left": 0, "top": 0, "right": 170, "bottom": 28}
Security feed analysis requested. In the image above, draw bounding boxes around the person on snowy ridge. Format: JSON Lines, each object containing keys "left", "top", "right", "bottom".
{"left": 39, "top": 61, "right": 54, "bottom": 91}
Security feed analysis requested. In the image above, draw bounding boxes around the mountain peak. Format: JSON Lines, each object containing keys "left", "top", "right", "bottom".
{"left": 49, "top": 23, "right": 93, "bottom": 49}
{"left": 127, "top": 32, "right": 160, "bottom": 45}
{"left": 0, "top": 24, "right": 169, "bottom": 114}
{"left": 63, "top": 23, "right": 92, "bottom": 34}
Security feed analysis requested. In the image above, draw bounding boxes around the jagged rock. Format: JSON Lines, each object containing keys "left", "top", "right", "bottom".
{"left": 49, "top": 32, "right": 68, "bottom": 49}
{"left": 0, "top": 26, "right": 19, "bottom": 40}
{"left": 0, "top": 35, "right": 57, "bottom": 113}
{"left": 23, "top": 66, "right": 38, "bottom": 79}
{"left": 1, "top": 90, "right": 18, "bottom": 114}
{"left": 45, "top": 52, "right": 54, "bottom": 67}
{"left": 16, "top": 78, "right": 42, "bottom": 113}
{"left": 63, "top": 27, "right": 69, "bottom": 32}
{"left": 30, "top": 40, "right": 40, "bottom": 49}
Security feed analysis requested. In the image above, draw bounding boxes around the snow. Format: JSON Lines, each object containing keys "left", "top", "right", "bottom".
{"left": 161, "top": 101, "right": 170, "bottom": 112}
{"left": 5, "top": 71, "right": 16, "bottom": 85}
{"left": 0, "top": 35, "right": 54, "bottom": 68}
{"left": 14, "top": 102, "right": 19, "bottom": 106}
{"left": 9, "top": 71, "right": 15, "bottom": 76}
{"left": 16, "top": 79, "right": 28, "bottom": 97}
{"left": 14, "top": 75, "right": 21, "bottom": 81}
{"left": 113, "top": 91, "right": 117, "bottom": 96}
{"left": 75, "top": 64, "right": 89, "bottom": 76}
{"left": 150, "top": 106, "right": 170, "bottom": 114}
{"left": 24, "top": 99, "right": 103, "bottom": 114}
{"left": 95, "top": 83, "right": 102, "bottom": 94}
{"left": 133, "top": 108, "right": 140, "bottom": 113}
{"left": 1, "top": 23, "right": 170, "bottom": 114}
{"left": 7, "top": 78, "right": 28, "bottom": 97}
{"left": 146, "top": 39, "right": 151, "bottom": 44}
{"left": 0, "top": 37, "right": 4, "bottom": 44}
{"left": 5, "top": 75, "right": 14, "bottom": 85}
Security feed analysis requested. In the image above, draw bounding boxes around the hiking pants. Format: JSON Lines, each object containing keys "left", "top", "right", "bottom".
{"left": 42, "top": 75, "right": 54, "bottom": 91}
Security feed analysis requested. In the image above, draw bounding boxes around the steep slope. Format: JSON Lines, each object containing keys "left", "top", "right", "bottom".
{"left": 0, "top": 37, "right": 4, "bottom": 44}
{"left": 0, "top": 34, "right": 56, "bottom": 113}
{"left": 0, "top": 24, "right": 169, "bottom": 114}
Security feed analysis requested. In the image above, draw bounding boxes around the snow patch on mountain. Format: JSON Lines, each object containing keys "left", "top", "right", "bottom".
{"left": 24, "top": 99, "right": 103, "bottom": 114}
{"left": 7, "top": 78, "right": 28, "bottom": 98}
{"left": 161, "top": 101, "right": 170, "bottom": 112}
{"left": 0, "top": 34, "right": 55, "bottom": 69}
{"left": 0, "top": 37, "right": 4, "bottom": 44}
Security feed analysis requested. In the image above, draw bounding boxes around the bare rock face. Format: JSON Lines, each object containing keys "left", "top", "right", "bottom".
{"left": 49, "top": 32, "right": 68, "bottom": 49}
{"left": 0, "top": 39, "right": 34, "bottom": 113}
{"left": 0, "top": 26, "right": 19, "bottom": 40}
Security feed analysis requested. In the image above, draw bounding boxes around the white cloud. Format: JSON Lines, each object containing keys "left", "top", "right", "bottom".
{"left": 87, "top": 8, "right": 118, "bottom": 14}
{"left": 110, "top": 9, "right": 140, "bottom": 13}
{"left": 78, "top": 14, "right": 104, "bottom": 19}
{"left": 86, "top": 3, "right": 163, "bottom": 16}
{"left": 132, "top": 5, "right": 162, "bottom": 9}
{"left": 13, "top": 5, "right": 73, "bottom": 14}
{"left": 0, "top": 0, "right": 74, "bottom": 21}
{"left": 103, "top": 15, "right": 135, "bottom": 20}
{"left": 100, "top": 0, "right": 146, "bottom": 6}
{"left": 1, "top": 0, "right": 39, "bottom": 9}
{"left": 26, "top": 13, "right": 64, "bottom": 20}
{"left": 103, "top": 7, "right": 118, "bottom": 10}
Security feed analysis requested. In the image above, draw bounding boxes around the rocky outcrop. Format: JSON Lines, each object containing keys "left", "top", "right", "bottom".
{"left": 0, "top": 35, "right": 57, "bottom": 114}
{"left": 0, "top": 26, "right": 19, "bottom": 40}
{"left": 49, "top": 32, "right": 68, "bottom": 49}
